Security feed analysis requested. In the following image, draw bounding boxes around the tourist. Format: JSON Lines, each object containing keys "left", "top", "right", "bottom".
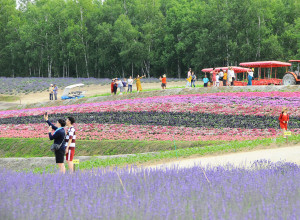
{"left": 191, "top": 72, "right": 196, "bottom": 87}
{"left": 228, "top": 67, "right": 235, "bottom": 86}
{"left": 122, "top": 78, "right": 127, "bottom": 94}
{"left": 127, "top": 76, "right": 133, "bottom": 93}
{"left": 216, "top": 73, "right": 220, "bottom": 87}
{"left": 159, "top": 74, "right": 167, "bottom": 89}
{"left": 247, "top": 69, "right": 253, "bottom": 86}
{"left": 187, "top": 68, "right": 192, "bottom": 78}
{"left": 53, "top": 84, "right": 58, "bottom": 100}
{"left": 223, "top": 70, "right": 228, "bottom": 86}
{"left": 279, "top": 107, "right": 289, "bottom": 138}
{"left": 203, "top": 75, "right": 209, "bottom": 87}
{"left": 219, "top": 69, "right": 224, "bottom": 86}
{"left": 117, "top": 79, "right": 124, "bottom": 95}
{"left": 210, "top": 68, "right": 217, "bottom": 87}
{"left": 134, "top": 75, "right": 146, "bottom": 93}
{"left": 111, "top": 79, "right": 115, "bottom": 95}
{"left": 49, "top": 84, "right": 54, "bottom": 100}
{"left": 113, "top": 79, "right": 118, "bottom": 95}
{"left": 44, "top": 113, "right": 66, "bottom": 174}
{"left": 186, "top": 75, "right": 192, "bottom": 87}
{"left": 65, "top": 116, "right": 76, "bottom": 173}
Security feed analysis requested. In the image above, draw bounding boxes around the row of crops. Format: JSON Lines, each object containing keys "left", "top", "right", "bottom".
{"left": 1, "top": 92, "right": 300, "bottom": 141}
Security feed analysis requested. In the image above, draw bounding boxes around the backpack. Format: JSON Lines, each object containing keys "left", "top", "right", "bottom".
{"left": 122, "top": 81, "right": 127, "bottom": 87}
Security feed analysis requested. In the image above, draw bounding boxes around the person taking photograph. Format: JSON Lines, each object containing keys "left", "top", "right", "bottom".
{"left": 44, "top": 113, "right": 66, "bottom": 174}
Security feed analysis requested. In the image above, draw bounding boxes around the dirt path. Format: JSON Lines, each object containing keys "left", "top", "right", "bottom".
{"left": 6, "top": 81, "right": 187, "bottom": 106}
{"left": 1, "top": 144, "right": 300, "bottom": 171}
{"left": 148, "top": 145, "right": 300, "bottom": 170}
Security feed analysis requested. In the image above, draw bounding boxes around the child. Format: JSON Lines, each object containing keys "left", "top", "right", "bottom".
{"left": 191, "top": 72, "right": 196, "bottom": 87}
{"left": 203, "top": 75, "right": 209, "bottom": 87}
{"left": 186, "top": 76, "right": 192, "bottom": 87}
{"left": 223, "top": 71, "right": 227, "bottom": 86}
{"left": 279, "top": 107, "right": 289, "bottom": 138}
{"left": 216, "top": 73, "right": 220, "bottom": 87}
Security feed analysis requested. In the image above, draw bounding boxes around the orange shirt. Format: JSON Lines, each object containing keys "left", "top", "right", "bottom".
{"left": 162, "top": 77, "right": 167, "bottom": 84}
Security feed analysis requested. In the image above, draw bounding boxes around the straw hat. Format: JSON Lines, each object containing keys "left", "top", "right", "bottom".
{"left": 282, "top": 107, "right": 288, "bottom": 111}
{"left": 163, "top": 74, "right": 166, "bottom": 77}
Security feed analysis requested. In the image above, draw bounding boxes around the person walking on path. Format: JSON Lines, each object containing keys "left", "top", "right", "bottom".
{"left": 134, "top": 75, "right": 146, "bottom": 93}
{"left": 223, "top": 70, "right": 228, "bottom": 86}
{"left": 122, "top": 78, "right": 127, "bottom": 94}
{"left": 186, "top": 75, "right": 192, "bottom": 87}
{"left": 111, "top": 79, "right": 115, "bottom": 95}
{"left": 187, "top": 68, "right": 192, "bottom": 78}
{"left": 49, "top": 84, "right": 54, "bottom": 100}
{"left": 65, "top": 116, "right": 76, "bottom": 173}
{"left": 117, "top": 79, "right": 124, "bottom": 95}
{"left": 191, "top": 72, "right": 196, "bottom": 87}
{"left": 127, "top": 76, "right": 133, "bottom": 93}
{"left": 203, "top": 75, "right": 209, "bottom": 87}
{"left": 216, "top": 73, "right": 220, "bottom": 87}
{"left": 53, "top": 84, "right": 58, "bottom": 100}
{"left": 247, "top": 69, "right": 253, "bottom": 86}
{"left": 210, "top": 68, "right": 217, "bottom": 87}
{"left": 159, "top": 74, "right": 167, "bottom": 89}
{"left": 44, "top": 113, "right": 66, "bottom": 174}
{"left": 218, "top": 69, "right": 224, "bottom": 86}
{"left": 279, "top": 107, "right": 289, "bottom": 138}
{"left": 228, "top": 67, "right": 235, "bottom": 86}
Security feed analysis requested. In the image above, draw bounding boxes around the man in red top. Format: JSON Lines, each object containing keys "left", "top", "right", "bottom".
{"left": 160, "top": 74, "right": 167, "bottom": 89}
{"left": 111, "top": 79, "right": 115, "bottom": 95}
{"left": 279, "top": 107, "right": 289, "bottom": 138}
{"left": 65, "top": 116, "right": 76, "bottom": 172}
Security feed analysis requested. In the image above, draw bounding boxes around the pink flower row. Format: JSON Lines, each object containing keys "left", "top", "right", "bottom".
{"left": 1, "top": 123, "right": 297, "bottom": 142}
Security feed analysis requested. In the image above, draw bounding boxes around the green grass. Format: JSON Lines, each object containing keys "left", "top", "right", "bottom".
{"left": 28, "top": 134, "right": 300, "bottom": 173}
{"left": 0, "top": 95, "right": 19, "bottom": 102}
{"left": 74, "top": 135, "right": 300, "bottom": 170}
{"left": 0, "top": 138, "right": 222, "bottom": 158}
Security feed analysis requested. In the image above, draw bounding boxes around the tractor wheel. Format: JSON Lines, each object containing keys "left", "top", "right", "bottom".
{"left": 282, "top": 74, "right": 296, "bottom": 85}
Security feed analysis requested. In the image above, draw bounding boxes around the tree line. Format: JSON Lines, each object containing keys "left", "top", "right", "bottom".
{"left": 0, "top": 0, "right": 299, "bottom": 78}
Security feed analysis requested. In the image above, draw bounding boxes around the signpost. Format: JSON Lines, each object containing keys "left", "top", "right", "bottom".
{"left": 284, "top": 131, "right": 292, "bottom": 143}
{"left": 73, "top": 159, "right": 80, "bottom": 172}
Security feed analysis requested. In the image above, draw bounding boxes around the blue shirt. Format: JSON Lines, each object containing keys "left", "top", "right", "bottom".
{"left": 47, "top": 120, "right": 66, "bottom": 150}
{"left": 203, "top": 78, "right": 209, "bottom": 83}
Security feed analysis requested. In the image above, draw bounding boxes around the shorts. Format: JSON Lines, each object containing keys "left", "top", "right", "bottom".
{"left": 66, "top": 147, "right": 75, "bottom": 161}
{"left": 161, "top": 83, "right": 166, "bottom": 87}
{"left": 219, "top": 77, "right": 223, "bottom": 81}
{"left": 204, "top": 83, "right": 208, "bottom": 87}
{"left": 55, "top": 147, "right": 65, "bottom": 163}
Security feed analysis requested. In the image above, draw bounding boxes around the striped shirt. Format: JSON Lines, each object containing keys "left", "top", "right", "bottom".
{"left": 65, "top": 126, "right": 76, "bottom": 147}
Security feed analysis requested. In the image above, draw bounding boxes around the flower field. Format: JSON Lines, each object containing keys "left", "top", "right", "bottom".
{"left": 0, "top": 92, "right": 300, "bottom": 142}
{"left": 1, "top": 161, "right": 300, "bottom": 219}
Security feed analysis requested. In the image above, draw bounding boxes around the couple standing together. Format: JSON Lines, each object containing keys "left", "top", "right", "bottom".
{"left": 44, "top": 113, "right": 76, "bottom": 173}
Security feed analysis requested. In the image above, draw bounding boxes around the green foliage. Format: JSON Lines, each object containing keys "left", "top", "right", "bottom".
{"left": 0, "top": 0, "right": 299, "bottom": 78}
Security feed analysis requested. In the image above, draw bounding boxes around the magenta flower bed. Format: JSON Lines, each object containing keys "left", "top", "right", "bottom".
{"left": 1, "top": 92, "right": 299, "bottom": 141}
{"left": 2, "top": 123, "right": 297, "bottom": 141}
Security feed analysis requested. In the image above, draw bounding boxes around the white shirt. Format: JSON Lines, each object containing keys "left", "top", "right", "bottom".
{"left": 216, "top": 75, "right": 219, "bottom": 82}
{"left": 128, "top": 79, "right": 133, "bottom": 85}
{"left": 219, "top": 71, "right": 224, "bottom": 77}
{"left": 228, "top": 70, "right": 235, "bottom": 78}
{"left": 249, "top": 71, "right": 253, "bottom": 77}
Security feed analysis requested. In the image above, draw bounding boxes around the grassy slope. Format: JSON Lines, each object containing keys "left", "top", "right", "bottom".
{"left": 0, "top": 138, "right": 221, "bottom": 158}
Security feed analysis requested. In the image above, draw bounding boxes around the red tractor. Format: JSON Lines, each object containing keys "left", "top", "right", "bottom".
{"left": 282, "top": 60, "right": 300, "bottom": 85}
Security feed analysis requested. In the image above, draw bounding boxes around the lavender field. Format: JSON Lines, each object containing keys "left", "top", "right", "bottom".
{"left": 1, "top": 161, "right": 300, "bottom": 220}
{"left": 0, "top": 77, "right": 183, "bottom": 95}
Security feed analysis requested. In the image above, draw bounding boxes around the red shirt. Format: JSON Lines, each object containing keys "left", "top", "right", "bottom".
{"left": 162, "top": 77, "right": 167, "bottom": 84}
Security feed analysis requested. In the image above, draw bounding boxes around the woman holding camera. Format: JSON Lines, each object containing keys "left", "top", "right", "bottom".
{"left": 44, "top": 113, "right": 66, "bottom": 173}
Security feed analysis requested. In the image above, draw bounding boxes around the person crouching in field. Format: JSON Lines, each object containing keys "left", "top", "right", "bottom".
{"left": 44, "top": 113, "right": 66, "bottom": 174}
{"left": 279, "top": 107, "right": 289, "bottom": 138}
{"left": 65, "top": 117, "right": 76, "bottom": 173}
{"left": 159, "top": 74, "right": 167, "bottom": 89}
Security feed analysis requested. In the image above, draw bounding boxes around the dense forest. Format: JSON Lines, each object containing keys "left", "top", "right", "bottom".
{"left": 0, "top": 0, "right": 299, "bottom": 78}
